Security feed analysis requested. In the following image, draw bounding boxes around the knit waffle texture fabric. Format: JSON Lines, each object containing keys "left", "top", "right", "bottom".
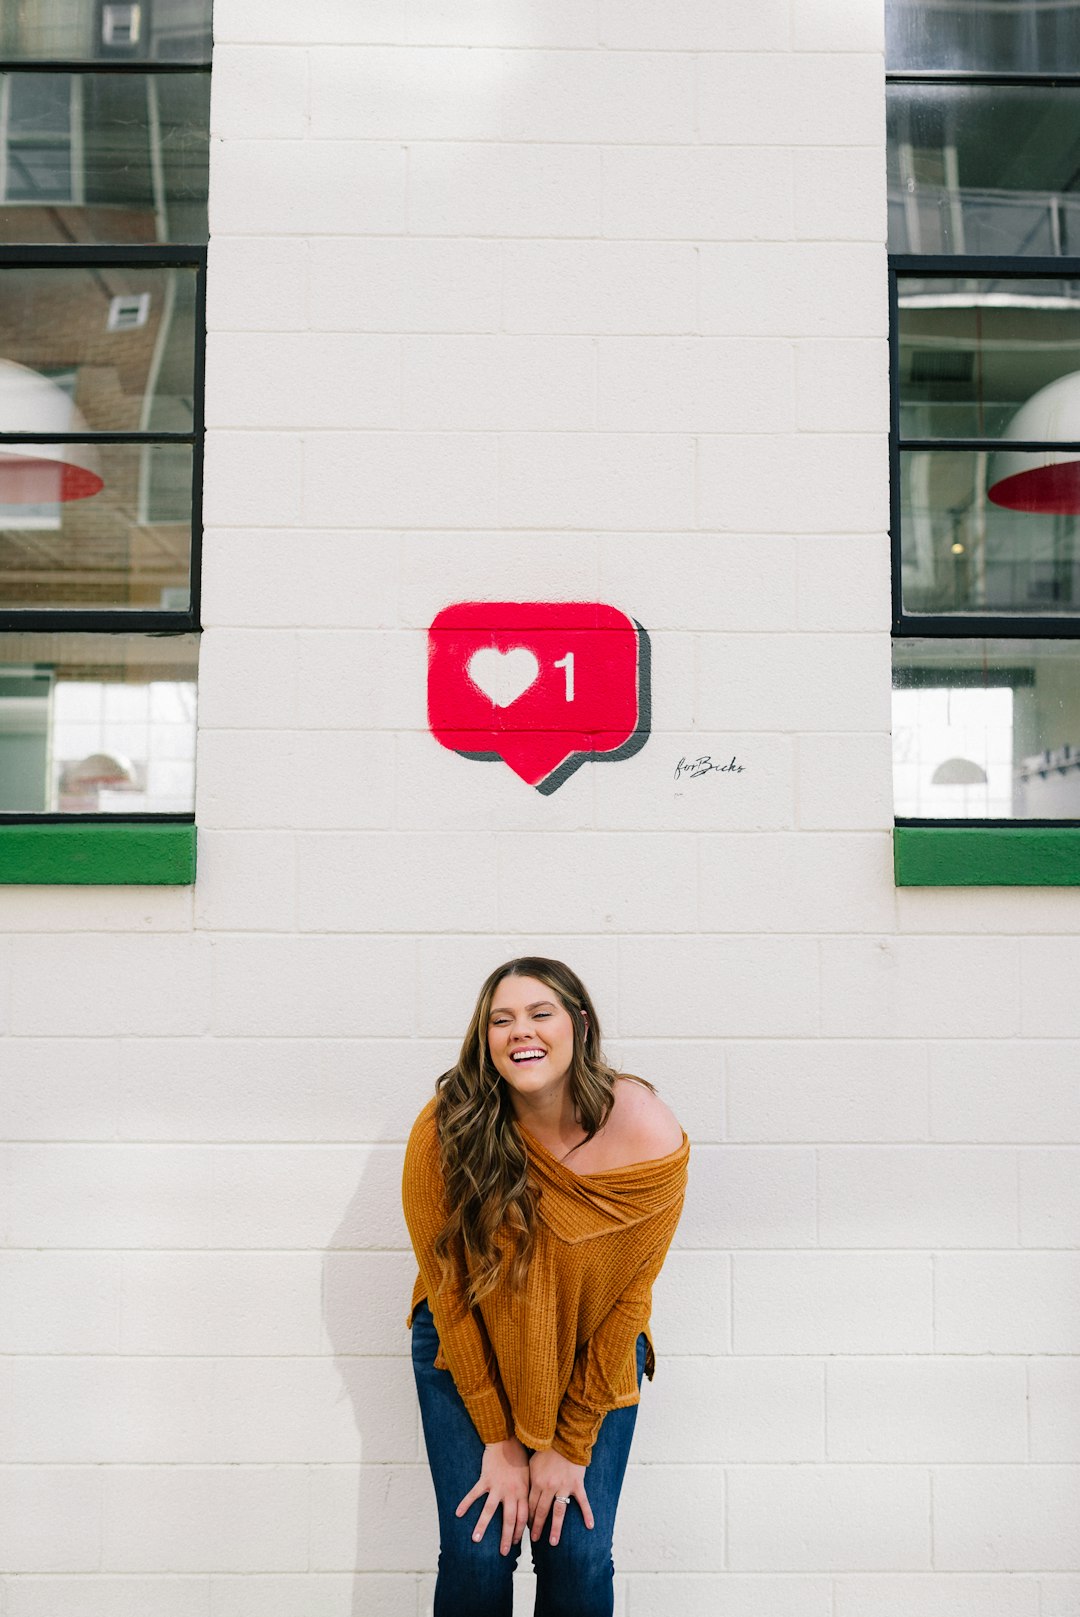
{"left": 402, "top": 1095, "right": 690, "bottom": 1466}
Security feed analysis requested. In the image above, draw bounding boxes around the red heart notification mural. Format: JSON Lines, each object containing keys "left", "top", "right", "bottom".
{"left": 428, "top": 601, "right": 650, "bottom": 794}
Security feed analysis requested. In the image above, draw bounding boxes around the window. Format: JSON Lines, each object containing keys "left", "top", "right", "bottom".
{"left": 0, "top": 1, "right": 210, "bottom": 880}
{"left": 887, "top": 0, "right": 1080, "bottom": 883}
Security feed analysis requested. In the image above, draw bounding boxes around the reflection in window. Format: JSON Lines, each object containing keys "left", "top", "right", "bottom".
{"left": 893, "top": 639, "right": 1080, "bottom": 819}
{"left": 887, "top": 0, "right": 1080, "bottom": 73}
{"left": 0, "top": 1, "right": 212, "bottom": 63}
{"left": 0, "top": 631, "right": 197, "bottom": 813}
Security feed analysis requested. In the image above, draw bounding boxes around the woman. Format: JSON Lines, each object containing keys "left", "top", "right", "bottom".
{"left": 402, "top": 956, "right": 689, "bottom": 1617}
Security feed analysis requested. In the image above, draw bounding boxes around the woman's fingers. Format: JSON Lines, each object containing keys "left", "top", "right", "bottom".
{"left": 454, "top": 1480, "right": 484, "bottom": 1518}
{"left": 471, "top": 1490, "right": 501, "bottom": 1544}
{"left": 576, "top": 1481, "right": 595, "bottom": 1531}
{"left": 547, "top": 1496, "right": 568, "bottom": 1547}
{"left": 530, "top": 1488, "right": 553, "bottom": 1541}
{"left": 513, "top": 1497, "right": 530, "bottom": 1546}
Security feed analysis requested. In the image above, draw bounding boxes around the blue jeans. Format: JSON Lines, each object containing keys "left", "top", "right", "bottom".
{"left": 411, "top": 1300, "right": 645, "bottom": 1617}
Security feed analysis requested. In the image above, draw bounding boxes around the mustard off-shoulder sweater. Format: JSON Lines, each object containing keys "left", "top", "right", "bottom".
{"left": 402, "top": 1096, "right": 689, "bottom": 1467}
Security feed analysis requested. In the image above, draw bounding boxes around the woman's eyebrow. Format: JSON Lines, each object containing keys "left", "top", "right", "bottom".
{"left": 489, "top": 1000, "right": 557, "bottom": 1016}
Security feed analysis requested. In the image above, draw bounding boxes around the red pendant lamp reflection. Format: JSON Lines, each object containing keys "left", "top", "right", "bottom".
{"left": 988, "top": 371, "right": 1080, "bottom": 514}
{"left": 0, "top": 359, "right": 103, "bottom": 503}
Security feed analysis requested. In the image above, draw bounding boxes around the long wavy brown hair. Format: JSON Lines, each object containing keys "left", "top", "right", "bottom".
{"left": 433, "top": 957, "right": 634, "bottom": 1305}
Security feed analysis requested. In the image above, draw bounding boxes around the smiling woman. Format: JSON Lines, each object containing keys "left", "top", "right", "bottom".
{"left": 402, "top": 956, "right": 688, "bottom": 1617}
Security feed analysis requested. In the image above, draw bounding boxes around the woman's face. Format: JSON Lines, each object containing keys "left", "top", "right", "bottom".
{"left": 486, "top": 974, "right": 577, "bottom": 1099}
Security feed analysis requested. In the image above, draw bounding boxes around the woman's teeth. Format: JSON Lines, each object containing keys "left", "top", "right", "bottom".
{"left": 511, "top": 1050, "right": 545, "bottom": 1062}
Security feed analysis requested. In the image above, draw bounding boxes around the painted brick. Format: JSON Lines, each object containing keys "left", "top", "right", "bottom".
{"left": 699, "top": 832, "right": 896, "bottom": 933}
{"left": 599, "top": 0, "right": 790, "bottom": 51}
{"left": 201, "top": 531, "right": 399, "bottom": 630}
{"left": 310, "top": 47, "right": 503, "bottom": 141}
{"left": 408, "top": 144, "right": 602, "bottom": 237}
{"left": 928, "top": 1042, "right": 1080, "bottom": 1143}
{"left": 700, "top": 243, "right": 887, "bottom": 338}
{"left": 5, "top": 1145, "right": 213, "bottom": 1248}
{"left": 115, "top": 1038, "right": 445, "bottom": 1142}
{"left": 1043, "top": 1580, "right": 1080, "bottom": 1617}
{"left": 502, "top": 242, "right": 696, "bottom": 334}
{"left": 0, "top": 886, "right": 192, "bottom": 932}
{"left": 1029, "top": 1359, "right": 1080, "bottom": 1461}
{"left": 935, "top": 1254, "right": 1080, "bottom": 1353}
{"left": 501, "top": 51, "right": 695, "bottom": 144}
{"left": 102, "top": 1467, "right": 309, "bottom": 1573}
{"left": 210, "top": 937, "right": 414, "bottom": 1037}
{"left": 213, "top": 0, "right": 405, "bottom": 43}
{"left": 597, "top": 533, "right": 797, "bottom": 631}
{"left": 397, "top": 531, "right": 600, "bottom": 628}
{"left": 696, "top": 634, "right": 892, "bottom": 732}
{"left": 633, "top": 1356, "right": 823, "bottom": 1462}
{"left": 310, "top": 1464, "right": 439, "bottom": 1571}
{"left": 598, "top": 339, "right": 794, "bottom": 433}
{"left": 500, "top": 432, "right": 694, "bottom": 530}
{"left": 406, "top": 0, "right": 597, "bottom": 47}
{"left": 210, "top": 1574, "right": 420, "bottom": 1616}
{"left": 0, "top": 1252, "right": 119, "bottom": 1352}
{"left": 10, "top": 937, "right": 211, "bottom": 1038}
{"left": 202, "top": 431, "right": 302, "bottom": 527}
{"left": 3, "top": 1576, "right": 212, "bottom": 1617}
{"left": 1021, "top": 939, "right": 1080, "bottom": 1035}
{"left": 403, "top": 336, "right": 593, "bottom": 432}
{"left": 795, "top": 535, "right": 891, "bottom": 631}
{"left": 796, "top": 342, "right": 890, "bottom": 437}
{"left": 309, "top": 238, "right": 502, "bottom": 332}
{"left": 826, "top": 1359, "right": 1028, "bottom": 1461}
{"left": 613, "top": 1464, "right": 725, "bottom": 1572}
{"left": 698, "top": 54, "right": 884, "bottom": 146}
{"left": 606, "top": 1039, "right": 725, "bottom": 1143}
{"left": 817, "top": 1146, "right": 1018, "bottom": 1247}
{"left": 211, "top": 1356, "right": 418, "bottom": 1462}
{"left": 495, "top": 833, "right": 699, "bottom": 933}
{"left": 726, "top": 1040, "right": 929, "bottom": 1142}
{"left": 699, "top": 432, "right": 889, "bottom": 532}
{"left": 677, "top": 1145, "right": 816, "bottom": 1249}
{"left": 897, "top": 886, "right": 1080, "bottom": 936}
{"left": 630, "top": 1576, "right": 832, "bottom": 1617}
{"left": 727, "top": 1466, "right": 930, "bottom": 1571}
{"left": 296, "top": 832, "right": 496, "bottom": 931}
{"left": 602, "top": 147, "right": 794, "bottom": 241}
{"left": 0, "top": 1039, "right": 121, "bottom": 1140}
{"left": 302, "top": 431, "right": 499, "bottom": 528}
{"left": 206, "top": 238, "right": 308, "bottom": 331}
{"left": 210, "top": 1144, "right": 406, "bottom": 1248}
{"left": 650, "top": 1254, "right": 729, "bottom": 1365}
{"left": 733, "top": 1253, "right": 933, "bottom": 1353}
{"left": 0, "top": 1467, "right": 102, "bottom": 1572}
{"left": 619, "top": 937, "right": 818, "bottom": 1038}
{"left": 196, "top": 731, "right": 395, "bottom": 830}
{"left": 797, "top": 733, "right": 894, "bottom": 830}
{"left": 793, "top": 0, "right": 885, "bottom": 50}
{"left": 819, "top": 938, "right": 1021, "bottom": 1039}
{"left": 834, "top": 1576, "right": 1038, "bottom": 1617}
{"left": 594, "top": 734, "right": 797, "bottom": 832}
{"left": 394, "top": 731, "right": 597, "bottom": 832}
{"left": 210, "top": 45, "right": 307, "bottom": 140}
{"left": 1019, "top": 1148, "right": 1080, "bottom": 1246}
{"left": 209, "top": 140, "right": 405, "bottom": 235}
{"left": 207, "top": 334, "right": 401, "bottom": 431}
{"left": 322, "top": 1253, "right": 417, "bottom": 1355}
{"left": 9, "top": 1358, "right": 214, "bottom": 1463}
{"left": 193, "top": 832, "right": 298, "bottom": 933}
{"left": 120, "top": 1253, "right": 323, "bottom": 1354}
{"left": 933, "top": 1467, "right": 1080, "bottom": 1571}
{"left": 197, "top": 630, "right": 298, "bottom": 728}
{"left": 794, "top": 148, "right": 887, "bottom": 241}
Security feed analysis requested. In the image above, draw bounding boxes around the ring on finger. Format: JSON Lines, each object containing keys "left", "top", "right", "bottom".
{"left": 554, "top": 1494, "right": 571, "bottom": 1505}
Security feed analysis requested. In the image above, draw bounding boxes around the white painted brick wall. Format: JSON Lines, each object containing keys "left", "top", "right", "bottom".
{"left": 2, "top": 3, "right": 1078, "bottom": 1614}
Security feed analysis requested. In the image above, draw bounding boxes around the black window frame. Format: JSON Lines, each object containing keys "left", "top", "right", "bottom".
{"left": 0, "top": 50, "right": 208, "bottom": 823}
{"left": 887, "top": 56, "right": 1080, "bottom": 830}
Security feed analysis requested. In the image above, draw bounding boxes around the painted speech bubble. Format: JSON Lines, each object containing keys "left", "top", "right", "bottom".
{"left": 428, "top": 601, "right": 650, "bottom": 793}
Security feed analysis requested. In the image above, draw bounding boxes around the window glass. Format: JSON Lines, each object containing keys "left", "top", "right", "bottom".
{"left": 0, "top": 265, "right": 197, "bottom": 430}
{"left": 0, "top": 443, "right": 193, "bottom": 609}
{"left": 887, "top": 0, "right": 1080, "bottom": 73}
{"left": 900, "top": 449, "right": 1080, "bottom": 617}
{"left": 893, "top": 637, "right": 1080, "bottom": 818}
{"left": 0, "top": 71, "right": 210, "bottom": 242}
{"left": 0, "top": 1, "right": 212, "bottom": 63}
{"left": 899, "top": 275, "right": 1080, "bottom": 438}
{"left": 0, "top": 629, "right": 197, "bottom": 813}
{"left": 887, "top": 84, "right": 1080, "bottom": 255}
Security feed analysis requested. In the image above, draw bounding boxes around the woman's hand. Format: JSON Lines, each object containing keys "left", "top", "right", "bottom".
{"left": 528, "top": 1447, "right": 594, "bottom": 1547}
{"left": 455, "top": 1437, "right": 531, "bottom": 1555}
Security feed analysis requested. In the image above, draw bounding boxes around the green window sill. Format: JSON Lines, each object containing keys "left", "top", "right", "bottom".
{"left": 895, "top": 826, "right": 1080, "bottom": 886}
{"left": 0, "top": 823, "right": 196, "bottom": 885}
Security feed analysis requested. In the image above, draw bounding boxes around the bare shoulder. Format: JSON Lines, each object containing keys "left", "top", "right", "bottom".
{"left": 610, "top": 1076, "right": 684, "bottom": 1160}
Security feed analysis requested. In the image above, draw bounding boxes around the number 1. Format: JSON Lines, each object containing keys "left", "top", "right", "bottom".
{"left": 553, "top": 652, "right": 575, "bottom": 701}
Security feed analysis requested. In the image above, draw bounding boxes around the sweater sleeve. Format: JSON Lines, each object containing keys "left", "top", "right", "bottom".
{"left": 551, "top": 1198, "right": 683, "bottom": 1467}
{"left": 402, "top": 1103, "right": 515, "bottom": 1446}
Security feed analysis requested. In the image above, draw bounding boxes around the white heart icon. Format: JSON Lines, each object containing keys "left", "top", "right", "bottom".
{"left": 467, "top": 646, "right": 540, "bottom": 708}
